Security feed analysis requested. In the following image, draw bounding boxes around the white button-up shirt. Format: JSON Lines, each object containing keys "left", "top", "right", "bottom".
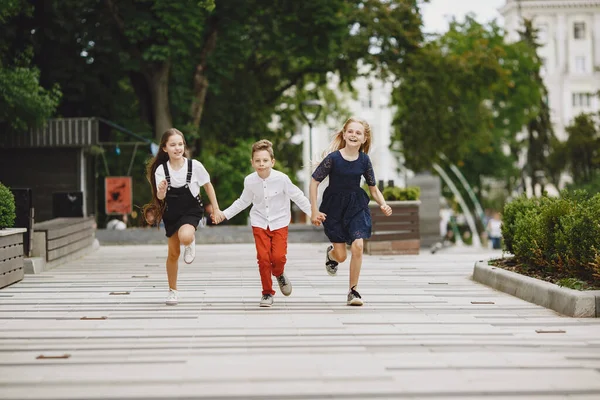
{"left": 223, "top": 169, "right": 312, "bottom": 230}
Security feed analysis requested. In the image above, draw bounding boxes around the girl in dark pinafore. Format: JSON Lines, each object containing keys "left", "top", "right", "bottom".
{"left": 144, "top": 128, "right": 222, "bottom": 306}
{"left": 310, "top": 117, "right": 392, "bottom": 306}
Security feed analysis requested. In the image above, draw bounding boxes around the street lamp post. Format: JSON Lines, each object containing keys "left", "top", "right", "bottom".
{"left": 299, "top": 99, "right": 324, "bottom": 223}
{"left": 300, "top": 99, "right": 324, "bottom": 161}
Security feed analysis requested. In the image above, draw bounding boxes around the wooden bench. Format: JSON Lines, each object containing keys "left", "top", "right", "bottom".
{"left": 365, "top": 201, "right": 420, "bottom": 255}
{"left": 0, "top": 228, "right": 26, "bottom": 288}
{"left": 32, "top": 217, "right": 96, "bottom": 268}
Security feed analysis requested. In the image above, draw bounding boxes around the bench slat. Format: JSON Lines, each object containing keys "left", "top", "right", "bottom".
{"left": 0, "top": 234, "right": 23, "bottom": 248}
{"left": 47, "top": 236, "right": 95, "bottom": 261}
{"left": 34, "top": 217, "right": 95, "bottom": 240}
{"left": 0, "top": 256, "right": 23, "bottom": 274}
{"left": 0, "top": 245, "right": 24, "bottom": 261}
{"left": 47, "top": 229, "right": 94, "bottom": 251}
{"left": 370, "top": 231, "right": 420, "bottom": 241}
{"left": 0, "top": 267, "right": 24, "bottom": 289}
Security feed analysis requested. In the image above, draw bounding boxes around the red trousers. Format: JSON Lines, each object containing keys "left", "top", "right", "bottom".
{"left": 252, "top": 226, "right": 288, "bottom": 295}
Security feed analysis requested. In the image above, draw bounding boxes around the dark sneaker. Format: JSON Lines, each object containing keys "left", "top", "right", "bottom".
{"left": 347, "top": 286, "right": 363, "bottom": 306}
{"left": 259, "top": 294, "right": 274, "bottom": 307}
{"left": 325, "top": 245, "right": 338, "bottom": 276}
{"left": 276, "top": 273, "right": 292, "bottom": 296}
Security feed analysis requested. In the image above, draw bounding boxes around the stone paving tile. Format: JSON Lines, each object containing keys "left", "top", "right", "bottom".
{"left": 1, "top": 243, "right": 600, "bottom": 399}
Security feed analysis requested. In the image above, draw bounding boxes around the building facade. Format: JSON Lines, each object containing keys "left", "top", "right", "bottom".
{"left": 501, "top": 0, "right": 600, "bottom": 141}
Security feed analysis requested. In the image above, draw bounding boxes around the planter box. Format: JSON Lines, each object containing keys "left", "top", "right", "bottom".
{"left": 0, "top": 228, "right": 26, "bottom": 289}
{"left": 365, "top": 201, "right": 420, "bottom": 255}
{"left": 473, "top": 261, "right": 600, "bottom": 318}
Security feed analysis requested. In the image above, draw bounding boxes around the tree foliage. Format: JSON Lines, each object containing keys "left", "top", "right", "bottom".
{"left": 391, "top": 16, "right": 545, "bottom": 199}
{"left": 0, "top": 0, "right": 61, "bottom": 133}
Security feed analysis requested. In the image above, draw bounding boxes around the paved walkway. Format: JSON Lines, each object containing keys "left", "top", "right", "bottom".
{"left": 1, "top": 243, "right": 600, "bottom": 400}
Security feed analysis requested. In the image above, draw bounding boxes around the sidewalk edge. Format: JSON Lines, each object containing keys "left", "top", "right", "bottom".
{"left": 472, "top": 261, "right": 598, "bottom": 318}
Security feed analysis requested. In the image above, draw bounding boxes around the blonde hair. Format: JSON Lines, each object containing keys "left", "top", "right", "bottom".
{"left": 324, "top": 117, "right": 372, "bottom": 156}
{"left": 252, "top": 139, "right": 275, "bottom": 159}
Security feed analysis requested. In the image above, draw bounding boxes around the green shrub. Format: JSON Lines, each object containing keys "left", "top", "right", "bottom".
{"left": 501, "top": 195, "right": 539, "bottom": 254}
{"left": 558, "top": 193, "right": 600, "bottom": 281}
{"left": 366, "top": 185, "right": 421, "bottom": 201}
{"left": 0, "top": 182, "right": 16, "bottom": 229}
{"left": 511, "top": 204, "right": 544, "bottom": 270}
{"left": 503, "top": 190, "right": 600, "bottom": 286}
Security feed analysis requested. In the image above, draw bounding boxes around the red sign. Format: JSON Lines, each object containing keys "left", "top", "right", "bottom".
{"left": 105, "top": 177, "right": 132, "bottom": 214}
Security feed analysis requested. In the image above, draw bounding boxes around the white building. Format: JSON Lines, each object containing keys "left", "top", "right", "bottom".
{"left": 501, "top": 0, "right": 600, "bottom": 141}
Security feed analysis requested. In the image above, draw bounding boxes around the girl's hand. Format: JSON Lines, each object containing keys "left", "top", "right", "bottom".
{"left": 212, "top": 210, "right": 226, "bottom": 224}
{"left": 311, "top": 212, "right": 326, "bottom": 226}
{"left": 380, "top": 204, "right": 392, "bottom": 216}
{"left": 157, "top": 179, "right": 168, "bottom": 194}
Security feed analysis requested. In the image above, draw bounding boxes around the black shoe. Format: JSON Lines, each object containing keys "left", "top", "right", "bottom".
{"left": 325, "top": 245, "right": 338, "bottom": 276}
{"left": 347, "top": 286, "right": 363, "bottom": 306}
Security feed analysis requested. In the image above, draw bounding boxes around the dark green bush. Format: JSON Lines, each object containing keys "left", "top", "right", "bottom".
{"left": 558, "top": 193, "right": 600, "bottom": 281}
{"left": 0, "top": 182, "right": 16, "bottom": 229}
{"left": 501, "top": 195, "right": 539, "bottom": 254}
{"left": 502, "top": 190, "right": 600, "bottom": 286}
{"left": 367, "top": 185, "right": 420, "bottom": 201}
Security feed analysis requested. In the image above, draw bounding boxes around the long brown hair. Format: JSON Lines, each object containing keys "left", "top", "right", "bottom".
{"left": 142, "top": 128, "right": 187, "bottom": 226}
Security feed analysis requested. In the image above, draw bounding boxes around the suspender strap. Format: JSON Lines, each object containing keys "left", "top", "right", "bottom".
{"left": 186, "top": 159, "right": 193, "bottom": 184}
{"left": 162, "top": 163, "right": 171, "bottom": 187}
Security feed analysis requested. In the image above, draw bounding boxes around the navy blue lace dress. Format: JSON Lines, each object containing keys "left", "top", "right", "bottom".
{"left": 312, "top": 150, "right": 377, "bottom": 245}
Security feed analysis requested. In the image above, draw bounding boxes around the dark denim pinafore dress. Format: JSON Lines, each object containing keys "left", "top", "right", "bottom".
{"left": 162, "top": 159, "right": 204, "bottom": 237}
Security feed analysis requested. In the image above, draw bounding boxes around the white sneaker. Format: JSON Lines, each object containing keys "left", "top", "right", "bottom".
{"left": 183, "top": 236, "right": 196, "bottom": 264}
{"left": 259, "top": 294, "right": 273, "bottom": 307}
{"left": 165, "top": 289, "right": 178, "bottom": 306}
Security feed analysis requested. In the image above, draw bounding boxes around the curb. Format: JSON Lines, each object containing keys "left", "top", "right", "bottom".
{"left": 473, "top": 261, "right": 600, "bottom": 318}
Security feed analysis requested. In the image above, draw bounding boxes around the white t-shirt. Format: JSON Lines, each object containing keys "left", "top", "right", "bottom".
{"left": 487, "top": 219, "right": 502, "bottom": 238}
{"left": 223, "top": 169, "right": 312, "bottom": 230}
{"left": 154, "top": 158, "right": 210, "bottom": 198}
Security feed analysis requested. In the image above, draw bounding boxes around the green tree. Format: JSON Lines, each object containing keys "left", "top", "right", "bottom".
{"left": 0, "top": 0, "right": 61, "bottom": 133}
{"left": 519, "top": 19, "right": 555, "bottom": 193}
{"left": 564, "top": 113, "right": 600, "bottom": 184}
{"left": 391, "top": 16, "right": 545, "bottom": 203}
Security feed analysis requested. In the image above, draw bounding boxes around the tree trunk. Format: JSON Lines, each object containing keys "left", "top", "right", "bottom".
{"left": 189, "top": 16, "right": 219, "bottom": 131}
{"left": 145, "top": 62, "right": 173, "bottom": 142}
{"left": 130, "top": 71, "right": 153, "bottom": 128}
{"left": 190, "top": 66, "right": 210, "bottom": 129}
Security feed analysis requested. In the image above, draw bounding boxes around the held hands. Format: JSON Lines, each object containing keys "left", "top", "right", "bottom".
{"left": 311, "top": 211, "right": 326, "bottom": 227}
{"left": 380, "top": 204, "right": 392, "bottom": 216}
{"left": 211, "top": 210, "right": 226, "bottom": 225}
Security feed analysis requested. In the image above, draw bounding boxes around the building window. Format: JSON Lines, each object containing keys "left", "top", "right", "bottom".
{"left": 575, "top": 56, "right": 586, "bottom": 73}
{"left": 572, "top": 93, "right": 592, "bottom": 107}
{"left": 574, "top": 22, "right": 586, "bottom": 39}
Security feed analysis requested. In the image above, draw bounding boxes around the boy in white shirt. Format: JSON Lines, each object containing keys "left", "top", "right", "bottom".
{"left": 213, "top": 139, "right": 316, "bottom": 307}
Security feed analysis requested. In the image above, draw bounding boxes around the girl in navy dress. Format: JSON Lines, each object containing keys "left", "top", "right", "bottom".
{"left": 310, "top": 117, "right": 392, "bottom": 306}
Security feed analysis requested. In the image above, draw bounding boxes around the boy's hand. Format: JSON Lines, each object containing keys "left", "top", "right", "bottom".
{"left": 311, "top": 212, "right": 326, "bottom": 226}
{"left": 212, "top": 210, "right": 226, "bottom": 224}
{"left": 380, "top": 204, "right": 392, "bottom": 216}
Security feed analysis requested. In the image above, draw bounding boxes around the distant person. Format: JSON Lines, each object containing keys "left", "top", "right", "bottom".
{"left": 212, "top": 140, "right": 313, "bottom": 308}
{"left": 486, "top": 212, "right": 503, "bottom": 250}
{"left": 143, "top": 128, "right": 223, "bottom": 306}
{"left": 310, "top": 117, "right": 392, "bottom": 306}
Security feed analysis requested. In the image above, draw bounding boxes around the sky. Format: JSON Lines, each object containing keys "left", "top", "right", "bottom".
{"left": 421, "top": 0, "right": 506, "bottom": 34}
